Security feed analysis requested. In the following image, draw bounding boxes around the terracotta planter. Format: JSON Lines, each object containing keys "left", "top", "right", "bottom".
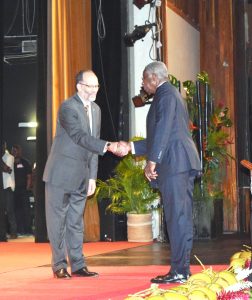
{"left": 127, "top": 213, "right": 153, "bottom": 242}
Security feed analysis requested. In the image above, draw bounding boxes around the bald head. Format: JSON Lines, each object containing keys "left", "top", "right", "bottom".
{"left": 76, "top": 70, "right": 100, "bottom": 102}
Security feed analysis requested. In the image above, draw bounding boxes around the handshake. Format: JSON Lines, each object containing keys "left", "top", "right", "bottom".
{"left": 107, "top": 141, "right": 131, "bottom": 157}
{"left": 106, "top": 141, "right": 158, "bottom": 181}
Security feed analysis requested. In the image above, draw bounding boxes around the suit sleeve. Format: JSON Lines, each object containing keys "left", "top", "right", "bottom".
{"left": 148, "top": 89, "right": 177, "bottom": 163}
{"left": 133, "top": 139, "right": 147, "bottom": 156}
{"left": 59, "top": 102, "right": 106, "bottom": 155}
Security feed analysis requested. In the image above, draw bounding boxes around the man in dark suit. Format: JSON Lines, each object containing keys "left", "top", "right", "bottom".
{"left": 120, "top": 61, "right": 201, "bottom": 283}
{"left": 43, "top": 70, "right": 118, "bottom": 279}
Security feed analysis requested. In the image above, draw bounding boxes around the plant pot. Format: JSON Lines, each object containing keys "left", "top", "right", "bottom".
{"left": 127, "top": 213, "right": 153, "bottom": 242}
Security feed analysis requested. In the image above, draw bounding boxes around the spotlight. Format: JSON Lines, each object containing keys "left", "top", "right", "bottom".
{"left": 124, "top": 23, "right": 156, "bottom": 47}
{"left": 133, "top": 0, "right": 154, "bottom": 9}
{"left": 132, "top": 87, "right": 154, "bottom": 107}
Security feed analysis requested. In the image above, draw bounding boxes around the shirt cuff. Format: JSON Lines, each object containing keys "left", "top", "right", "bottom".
{"left": 103, "top": 142, "right": 110, "bottom": 153}
{"left": 130, "top": 142, "right": 135, "bottom": 154}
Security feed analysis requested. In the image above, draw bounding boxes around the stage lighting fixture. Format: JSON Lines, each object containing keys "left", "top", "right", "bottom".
{"left": 133, "top": 0, "right": 154, "bottom": 9}
{"left": 124, "top": 23, "right": 156, "bottom": 47}
{"left": 132, "top": 87, "right": 154, "bottom": 107}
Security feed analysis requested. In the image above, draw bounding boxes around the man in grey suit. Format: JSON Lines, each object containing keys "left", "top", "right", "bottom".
{"left": 120, "top": 61, "right": 201, "bottom": 283}
{"left": 43, "top": 70, "right": 118, "bottom": 279}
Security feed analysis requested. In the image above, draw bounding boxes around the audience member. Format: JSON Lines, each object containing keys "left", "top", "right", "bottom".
{"left": 2, "top": 142, "right": 17, "bottom": 239}
{"left": 11, "top": 144, "right": 33, "bottom": 235}
{"left": 0, "top": 159, "right": 7, "bottom": 241}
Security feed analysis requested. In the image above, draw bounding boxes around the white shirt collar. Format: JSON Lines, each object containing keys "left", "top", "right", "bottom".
{"left": 157, "top": 81, "right": 166, "bottom": 88}
{"left": 78, "top": 94, "right": 91, "bottom": 107}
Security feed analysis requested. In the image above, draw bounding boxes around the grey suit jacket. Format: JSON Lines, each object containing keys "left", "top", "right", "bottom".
{"left": 134, "top": 81, "right": 201, "bottom": 187}
{"left": 43, "top": 94, "right": 107, "bottom": 191}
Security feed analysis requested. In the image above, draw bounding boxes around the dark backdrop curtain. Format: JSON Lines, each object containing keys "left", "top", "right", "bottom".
{"left": 91, "top": 0, "right": 129, "bottom": 180}
{"left": 35, "top": 0, "right": 48, "bottom": 242}
{"left": 0, "top": 0, "right": 6, "bottom": 241}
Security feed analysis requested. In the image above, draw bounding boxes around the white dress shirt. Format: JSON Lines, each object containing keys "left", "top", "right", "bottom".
{"left": 2, "top": 150, "right": 15, "bottom": 191}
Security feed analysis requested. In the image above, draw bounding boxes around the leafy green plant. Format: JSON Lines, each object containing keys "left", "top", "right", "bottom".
{"left": 95, "top": 154, "right": 159, "bottom": 214}
{"left": 202, "top": 103, "right": 233, "bottom": 199}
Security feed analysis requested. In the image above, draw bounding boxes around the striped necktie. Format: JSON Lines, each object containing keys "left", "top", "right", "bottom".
{"left": 84, "top": 104, "right": 92, "bottom": 134}
{"left": 84, "top": 104, "right": 89, "bottom": 120}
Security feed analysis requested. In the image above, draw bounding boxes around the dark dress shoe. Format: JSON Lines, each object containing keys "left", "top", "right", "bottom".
{"left": 71, "top": 267, "right": 98, "bottom": 277}
{"left": 54, "top": 268, "right": 71, "bottom": 279}
{"left": 151, "top": 271, "right": 190, "bottom": 284}
{"left": 9, "top": 234, "right": 17, "bottom": 239}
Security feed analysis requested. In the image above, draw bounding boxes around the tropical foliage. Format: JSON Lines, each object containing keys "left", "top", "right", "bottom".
{"left": 170, "top": 71, "right": 234, "bottom": 201}
{"left": 95, "top": 152, "right": 159, "bottom": 215}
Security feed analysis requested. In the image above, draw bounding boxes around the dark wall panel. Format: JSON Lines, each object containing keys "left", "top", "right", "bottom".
{"left": 91, "top": 0, "right": 130, "bottom": 181}
{"left": 2, "top": 0, "right": 38, "bottom": 164}
{"left": 3, "top": 63, "right": 37, "bottom": 164}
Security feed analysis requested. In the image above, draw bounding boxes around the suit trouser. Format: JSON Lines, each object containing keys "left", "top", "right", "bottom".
{"left": 0, "top": 189, "right": 7, "bottom": 240}
{"left": 14, "top": 188, "right": 32, "bottom": 234}
{"left": 45, "top": 182, "right": 87, "bottom": 273}
{"left": 159, "top": 170, "right": 196, "bottom": 274}
{"left": 3, "top": 187, "right": 17, "bottom": 235}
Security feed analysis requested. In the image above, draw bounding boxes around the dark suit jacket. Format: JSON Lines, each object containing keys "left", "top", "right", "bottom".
{"left": 43, "top": 94, "right": 107, "bottom": 191}
{"left": 134, "top": 81, "right": 201, "bottom": 188}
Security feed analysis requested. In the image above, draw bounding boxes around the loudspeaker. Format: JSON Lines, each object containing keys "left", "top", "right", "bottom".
{"left": 98, "top": 199, "right": 127, "bottom": 241}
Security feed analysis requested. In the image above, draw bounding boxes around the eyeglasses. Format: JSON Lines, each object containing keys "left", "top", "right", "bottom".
{"left": 79, "top": 82, "right": 100, "bottom": 89}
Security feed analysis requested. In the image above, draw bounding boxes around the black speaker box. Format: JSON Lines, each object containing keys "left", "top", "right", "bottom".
{"left": 98, "top": 199, "right": 127, "bottom": 241}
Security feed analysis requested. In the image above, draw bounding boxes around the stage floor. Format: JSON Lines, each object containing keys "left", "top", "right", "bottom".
{"left": 87, "top": 233, "right": 251, "bottom": 267}
{"left": 0, "top": 233, "right": 250, "bottom": 300}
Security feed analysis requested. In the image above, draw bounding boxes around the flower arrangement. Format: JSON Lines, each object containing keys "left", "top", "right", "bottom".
{"left": 202, "top": 102, "right": 233, "bottom": 199}
{"left": 168, "top": 72, "right": 234, "bottom": 238}
{"left": 182, "top": 71, "right": 234, "bottom": 201}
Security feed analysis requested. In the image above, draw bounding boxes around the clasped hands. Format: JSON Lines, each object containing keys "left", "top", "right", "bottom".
{"left": 107, "top": 141, "right": 131, "bottom": 157}
{"left": 107, "top": 141, "right": 158, "bottom": 181}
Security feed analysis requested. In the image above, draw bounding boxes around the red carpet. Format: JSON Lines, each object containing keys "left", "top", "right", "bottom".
{"left": 0, "top": 241, "right": 151, "bottom": 273}
{"left": 0, "top": 241, "right": 228, "bottom": 300}
{"left": 0, "top": 265, "right": 229, "bottom": 300}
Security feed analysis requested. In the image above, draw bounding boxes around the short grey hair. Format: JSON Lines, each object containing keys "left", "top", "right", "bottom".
{"left": 143, "top": 61, "right": 168, "bottom": 80}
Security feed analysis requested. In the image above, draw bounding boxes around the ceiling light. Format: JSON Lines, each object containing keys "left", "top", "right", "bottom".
{"left": 18, "top": 122, "right": 38, "bottom": 128}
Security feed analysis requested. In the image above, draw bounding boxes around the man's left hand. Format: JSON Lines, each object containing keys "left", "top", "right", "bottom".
{"left": 144, "top": 161, "right": 158, "bottom": 181}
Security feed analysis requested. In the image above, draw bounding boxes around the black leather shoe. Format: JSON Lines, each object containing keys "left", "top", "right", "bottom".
{"left": 71, "top": 267, "right": 98, "bottom": 277}
{"left": 9, "top": 234, "right": 17, "bottom": 239}
{"left": 54, "top": 268, "right": 71, "bottom": 279}
{"left": 151, "top": 271, "right": 190, "bottom": 284}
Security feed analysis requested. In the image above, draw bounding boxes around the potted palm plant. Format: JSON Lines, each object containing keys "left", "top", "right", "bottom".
{"left": 95, "top": 151, "right": 160, "bottom": 242}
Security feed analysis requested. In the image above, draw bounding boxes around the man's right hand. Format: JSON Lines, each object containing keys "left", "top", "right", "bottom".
{"left": 1, "top": 161, "right": 12, "bottom": 174}
{"left": 117, "top": 141, "right": 131, "bottom": 156}
{"left": 107, "top": 141, "right": 131, "bottom": 157}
